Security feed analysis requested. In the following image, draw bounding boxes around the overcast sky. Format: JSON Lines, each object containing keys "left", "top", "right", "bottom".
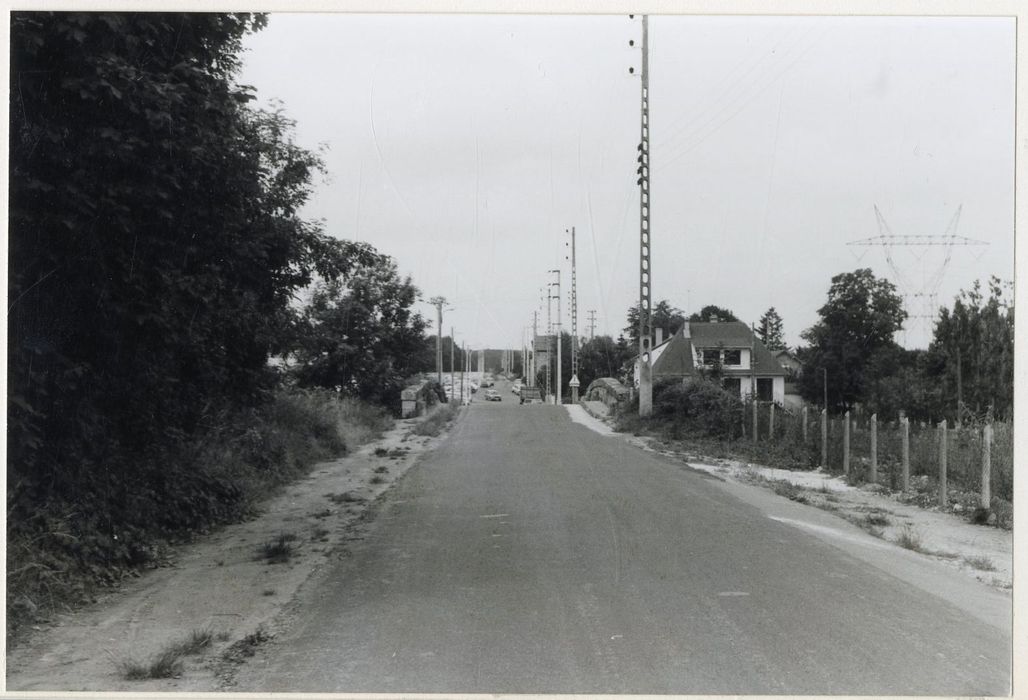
{"left": 238, "top": 13, "right": 1014, "bottom": 351}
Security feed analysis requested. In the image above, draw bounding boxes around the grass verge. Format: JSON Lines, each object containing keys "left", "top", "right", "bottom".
{"left": 413, "top": 402, "right": 459, "bottom": 437}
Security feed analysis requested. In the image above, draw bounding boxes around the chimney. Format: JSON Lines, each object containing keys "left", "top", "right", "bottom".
{"left": 655, "top": 327, "right": 664, "bottom": 346}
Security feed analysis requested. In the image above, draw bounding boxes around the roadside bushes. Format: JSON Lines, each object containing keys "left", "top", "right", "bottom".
{"left": 6, "top": 388, "right": 392, "bottom": 643}
{"left": 617, "top": 378, "right": 743, "bottom": 440}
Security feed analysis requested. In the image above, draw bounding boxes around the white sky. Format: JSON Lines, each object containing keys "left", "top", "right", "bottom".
{"left": 238, "top": 13, "right": 1015, "bottom": 350}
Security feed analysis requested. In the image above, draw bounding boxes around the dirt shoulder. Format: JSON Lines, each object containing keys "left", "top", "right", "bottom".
{"left": 5, "top": 409, "right": 459, "bottom": 692}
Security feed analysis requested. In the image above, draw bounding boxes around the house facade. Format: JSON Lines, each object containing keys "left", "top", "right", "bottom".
{"left": 632, "top": 320, "right": 786, "bottom": 404}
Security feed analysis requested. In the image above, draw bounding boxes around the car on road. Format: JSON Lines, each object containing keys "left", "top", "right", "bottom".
{"left": 511, "top": 383, "right": 522, "bottom": 396}
{"left": 484, "top": 389, "right": 502, "bottom": 402}
{"left": 519, "top": 387, "right": 543, "bottom": 404}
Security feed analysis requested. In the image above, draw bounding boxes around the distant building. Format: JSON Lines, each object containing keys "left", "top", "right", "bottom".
{"left": 632, "top": 320, "right": 786, "bottom": 404}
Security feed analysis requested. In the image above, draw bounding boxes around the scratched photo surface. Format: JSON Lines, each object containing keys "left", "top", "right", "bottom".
{"left": 7, "top": 10, "right": 1016, "bottom": 695}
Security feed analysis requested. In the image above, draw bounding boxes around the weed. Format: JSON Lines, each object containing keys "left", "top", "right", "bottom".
{"left": 117, "top": 647, "right": 184, "bottom": 680}
{"left": 171, "top": 628, "right": 213, "bottom": 656}
{"left": 370, "top": 475, "right": 385, "bottom": 485}
{"left": 326, "top": 492, "right": 363, "bottom": 505}
{"left": 767, "top": 479, "right": 809, "bottom": 504}
{"left": 311, "top": 527, "right": 329, "bottom": 541}
{"left": 374, "top": 447, "right": 389, "bottom": 457}
{"left": 222, "top": 625, "right": 272, "bottom": 663}
{"left": 255, "top": 533, "right": 297, "bottom": 564}
{"left": 373, "top": 465, "right": 389, "bottom": 474}
{"left": 962, "top": 555, "right": 997, "bottom": 572}
{"left": 216, "top": 631, "right": 231, "bottom": 642}
{"left": 312, "top": 508, "right": 333, "bottom": 519}
{"left": 895, "top": 525, "right": 925, "bottom": 552}
{"left": 262, "top": 589, "right": 275, "bottom": 596}
{"left": 863, "top": 512, "right": 891, "bottom": 528}
{"left": 413, "top": 403, "right": 459, "bottom": 437}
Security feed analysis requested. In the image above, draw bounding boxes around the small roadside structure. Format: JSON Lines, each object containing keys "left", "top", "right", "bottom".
{"left": 584, "top": 377, "right": 630, "bottom": 411}
{"left": 401, "top": 379, "right": 444, "bottom": 418}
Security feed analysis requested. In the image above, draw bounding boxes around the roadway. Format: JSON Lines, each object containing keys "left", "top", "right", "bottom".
{"left": 232, "top": 378, "right": 1011, "bottom": 694}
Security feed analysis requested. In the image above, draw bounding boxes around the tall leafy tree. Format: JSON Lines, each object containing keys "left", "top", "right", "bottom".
{"left": 757, "top": 307, "right": 785, "bottom": 351}
{"left": 292, "top": 254, "right": 432, "bottom": 406}
{"left": 796, "top": 269, "right": 906, "bottom": 412}
{"left": 624, "top": 299, "right": 686, "bottom": 345}
{"left": 688, "top": 305, "right": 739, "bottom": 323}
{"left": 577, "top": 335, "right": 635, "bottom": 391}
{"left": 931, "top": 277, "right": 1014, "bottom": 420}
{"left": 8, "top": 12, "right": 351, "bottom": 503}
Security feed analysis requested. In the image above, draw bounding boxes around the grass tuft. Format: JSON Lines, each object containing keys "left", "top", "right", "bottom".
{"left": 962, "top": 555, "right": 997, "bottom": 571}
{"left": 255, "top": 533, "right": 298, "bottom": 564}
{"left": 894, "top": 524, "right": 925, "bottom": 552}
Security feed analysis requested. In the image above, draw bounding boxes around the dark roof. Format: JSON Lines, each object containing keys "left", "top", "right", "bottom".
{"left": 689, "top": 321, "right": 753, "bottom": 348}
{"left": 652, "top": 327, "right": 694, "bottom": 376}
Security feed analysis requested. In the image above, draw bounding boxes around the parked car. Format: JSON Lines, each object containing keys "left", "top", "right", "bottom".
{"left": 512, "top": 383, "right": 522, "bottom": 395}
{"left": 484, "top": 389, "right": 502, "bottom": 402}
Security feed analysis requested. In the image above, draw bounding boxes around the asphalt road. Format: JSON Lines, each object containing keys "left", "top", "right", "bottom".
{"left": 233, "top": 380, "right": 1011, "bottom": 694}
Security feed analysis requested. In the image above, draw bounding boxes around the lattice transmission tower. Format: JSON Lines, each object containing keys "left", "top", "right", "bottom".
{"left": 847, "top": 205, "right": 988, "bottom": 347}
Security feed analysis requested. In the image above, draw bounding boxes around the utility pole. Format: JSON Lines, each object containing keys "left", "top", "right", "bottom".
{"left": 450, "top": 326, "right": 455, "bottom": 396}
{"left": 461, "top": 341, "right": 466, "bottom": 404}
{"left": 550, "top": 268, "right": 563, "bottom": 405}
{"left": 532, "top": 311, "right": 538, "bottom": 388}
{"left": 633, "top": 14, "right": 653, "bottom": 417}
{"left": 429, "top": 296, "right": 447, "bottom": 384}
{"left": 545, "top": 284, "right": 553, "bottom": 400}
{"left": 587, "top": 310, "right": 597, "bottom": 340}
{"left": 568, "top": 227, "right": 580, "bottom": 403}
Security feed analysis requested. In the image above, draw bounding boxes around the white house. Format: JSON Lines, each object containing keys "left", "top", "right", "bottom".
{"left": 632, "top": 320, "right": 786, "bottom": 404}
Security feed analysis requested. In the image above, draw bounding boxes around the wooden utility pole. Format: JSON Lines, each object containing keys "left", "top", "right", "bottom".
{"left": 843, "top": 411, "right": 851, "bottom": 476}
{"left": 981, "top": 423, "right": 993, "bottom": 509}
{"left": 901, "top": 416, "right": 910, "bottom": 492}
{"left": 821, "top": 409, "right": 828, "bottom": 469}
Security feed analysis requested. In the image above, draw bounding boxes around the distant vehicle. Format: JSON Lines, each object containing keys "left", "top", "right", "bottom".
{"left": 512, "top": 383, "right": 522, "bottom": 395}
{"left": 484, "top": 389, "right": 502, "bottom": 402}
{"left": 481, "top": 379, "right": 494, "bottom": 388}
{"left": 519, "top": 387, "right": 543, "bottom": 404}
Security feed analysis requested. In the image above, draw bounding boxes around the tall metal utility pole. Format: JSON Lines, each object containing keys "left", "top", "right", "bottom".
{"left": 545, "top": 283, "right": 553, "bottom": 400}
{"left": 550, "top": 269, "right": 563, "bottom": 405}
{"left": 587, "top": 310, "right": 597, "bottom": 340}
{"left": 532, "top": 311, "right": 538, "bottom": 388}
{"left": 634, "top": 14, "right": 653, "bottom": 417}
{"left": 429, "top": 296, "right": 448, "bottom": 384}
{"left": 568, "top": 227, "right": 580, "bottom": 403}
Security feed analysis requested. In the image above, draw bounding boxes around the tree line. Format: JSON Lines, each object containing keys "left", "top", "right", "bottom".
{"left": 8, "top": 12, "right": 439, "bottom": 630}
{"left": 569, "top": 269, "right": 1012, "bottom": 424}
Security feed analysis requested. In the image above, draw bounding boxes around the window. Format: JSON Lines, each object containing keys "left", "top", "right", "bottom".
{"left": 723, "top": 349, "right": 741, "bottom": 366}
{"left": 702, "top": 349, "right": 720, "bottom": 366}
{"left": 722, "top": 377, "right": 741, "bottom": 395}
{"left": 757, "top": 377, "right": 773, "bottom": 402}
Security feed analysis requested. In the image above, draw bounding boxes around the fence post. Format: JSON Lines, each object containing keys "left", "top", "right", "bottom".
{"left": 981, "top": 423, "right": 992, "bottom": 510}
{"left": 869, "top": 413, "right": 877, "bottom": 484}
{"left": 901, "top": 417, "right": 910, "bottom": 492}
{"left": 769, "top": 403, "right": 775, "bottom": 440}
{"left": 752, "top": 400, "right": 758, "bottom": 444}
{"left": 802, "top": 406, "right": 808, "bottom": 442}
{"left": 821, "top": 409, "right": 827, "bottom": 469}
{"left": 938, "top": 419, "right": 948, "bottom": 508}
{"left": 843, "top": 410, "right": 850, "bottom": 476}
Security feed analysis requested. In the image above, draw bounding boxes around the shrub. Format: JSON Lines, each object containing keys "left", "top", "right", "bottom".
{"left": 650, "top": 378, "right": 743, "bottom": 440}
{"left": 413, "top": 403, "right": 459, "bottom": 437}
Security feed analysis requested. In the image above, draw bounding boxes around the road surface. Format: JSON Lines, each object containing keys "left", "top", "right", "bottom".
{"left": 233, "top": 379, "right": 1011, "bottom": 694}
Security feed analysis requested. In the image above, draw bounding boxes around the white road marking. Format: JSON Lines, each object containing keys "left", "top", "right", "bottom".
{"left": 717, "top": 591, "right": 751, "bottom": 597}
{"left": 479, "top": 514, "right": 510, "bottom": 519}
